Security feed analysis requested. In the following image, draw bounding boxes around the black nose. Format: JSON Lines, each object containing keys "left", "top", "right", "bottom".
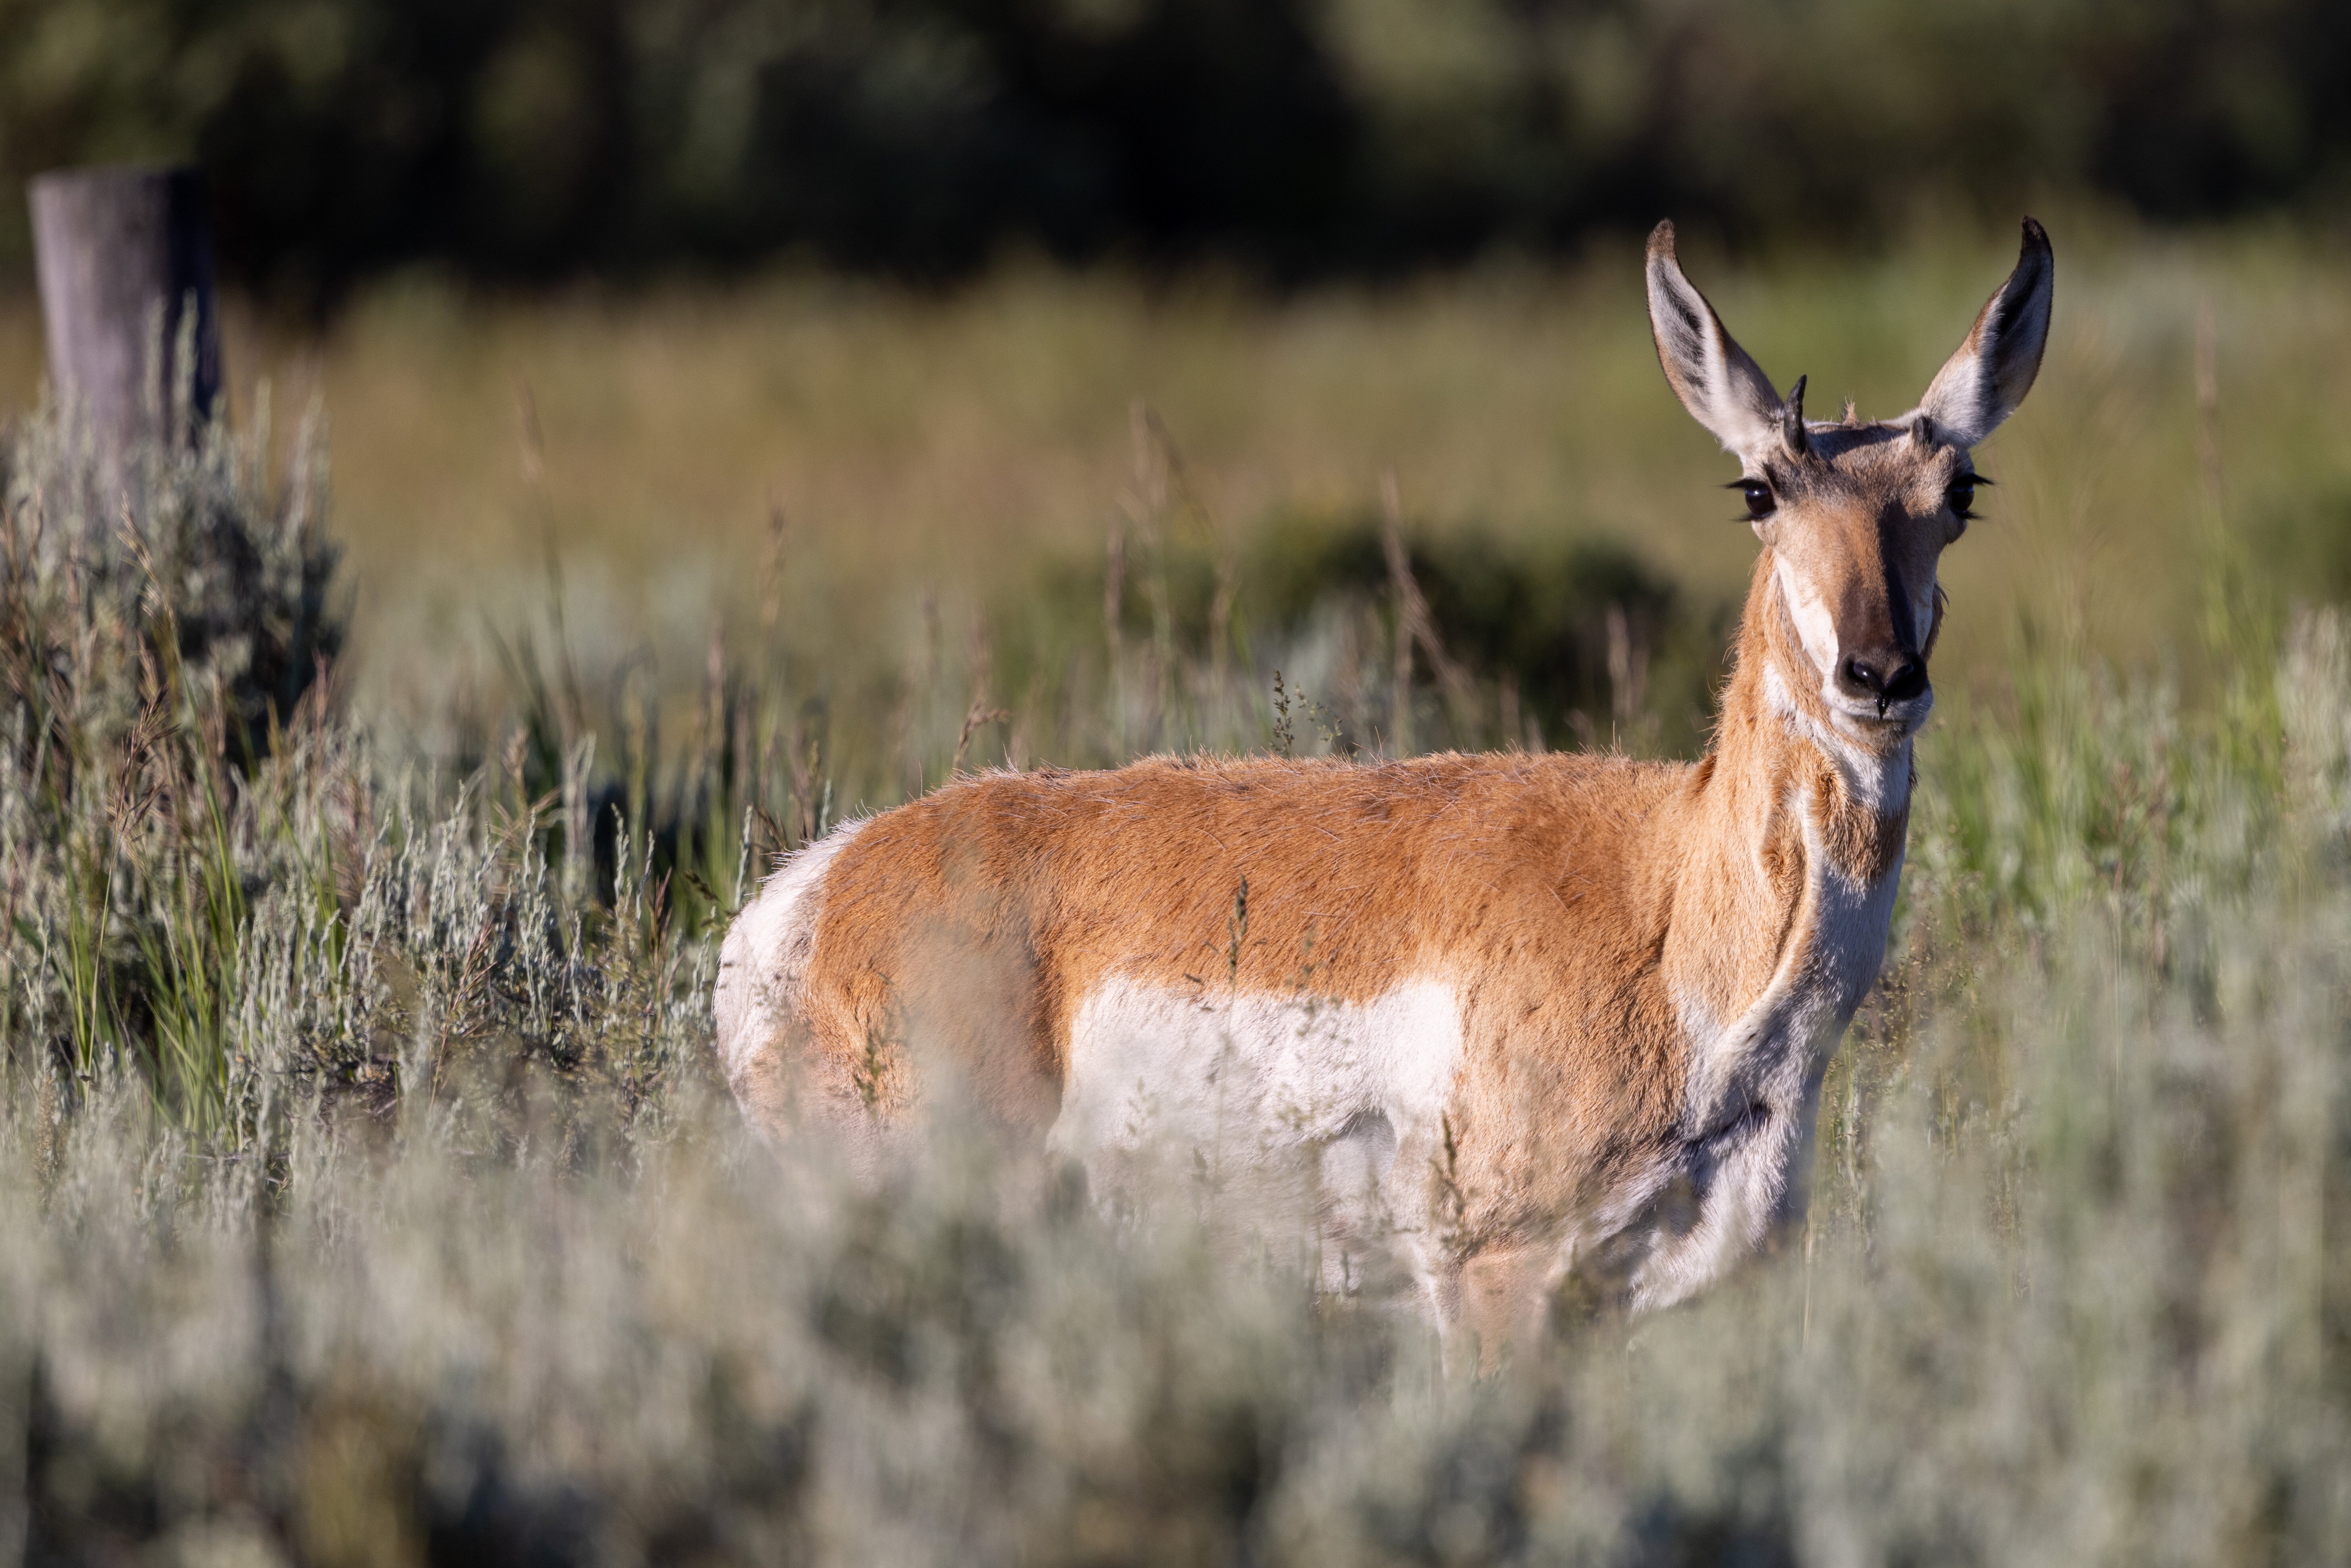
{"left": 1838, "top": 651, "right": 1927, "bottom": 708}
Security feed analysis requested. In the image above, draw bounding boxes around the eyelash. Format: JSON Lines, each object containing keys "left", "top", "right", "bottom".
{"left": 1726, "top": 478, "right": 1776, "bottom": 520}
{"left": 1948, "top": 473, "right": 1990, "bottom": 519}
{"left": 1721, "top": 475, "right": 1986, "bottom": 521}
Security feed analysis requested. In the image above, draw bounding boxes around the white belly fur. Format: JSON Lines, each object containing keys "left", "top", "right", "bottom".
{"left": 1052, "top": 976, "right": 1463, "bottom": 1298}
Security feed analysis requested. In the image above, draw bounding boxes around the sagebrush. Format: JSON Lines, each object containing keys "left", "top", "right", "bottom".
{"left": 4, "top": 402, "right": 2349, "bottom": 1566}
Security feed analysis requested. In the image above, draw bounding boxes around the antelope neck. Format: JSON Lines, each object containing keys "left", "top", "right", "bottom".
{"left": 1653, "top": 551, "right": 1915, "bottom": 1031}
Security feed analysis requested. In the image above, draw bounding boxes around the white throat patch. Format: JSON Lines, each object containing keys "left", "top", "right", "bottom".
{"left": 1762, "top": 663, "right": 1914, "bottom": 817}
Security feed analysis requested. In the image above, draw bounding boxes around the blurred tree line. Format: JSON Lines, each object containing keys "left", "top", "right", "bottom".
{"left": 3, "top": 0, "right": 2347, "bottom": 304}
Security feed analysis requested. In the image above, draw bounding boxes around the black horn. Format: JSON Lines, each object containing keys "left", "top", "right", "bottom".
{"left": 1782, "top": 375, "right": 1809, "bottom": 456}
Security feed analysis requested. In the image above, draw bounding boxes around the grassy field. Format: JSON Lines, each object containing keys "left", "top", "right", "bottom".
{"left": 5, "top": 221, "right": 2351, "bottom": 1564}
{"left": 6, "top": 210, "right": 2351, "bottom": 743}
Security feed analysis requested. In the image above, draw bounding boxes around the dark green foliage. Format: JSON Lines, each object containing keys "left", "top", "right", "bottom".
{"left": 1242, "top": 515, "right": 1724, "bottom": 752}
{"left": 1009, "top": 510, "right": 1724, "bottom": 758}
{"left": 6, "top": 0, "right": 2351, "bottom": 297}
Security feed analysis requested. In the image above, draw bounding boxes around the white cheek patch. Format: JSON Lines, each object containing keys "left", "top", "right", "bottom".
{"left": 1910, "top": 573, "right": 1939, "bottom": 656}
{"left": 1772, "top": 555, "right": 1841, "bottom": 681}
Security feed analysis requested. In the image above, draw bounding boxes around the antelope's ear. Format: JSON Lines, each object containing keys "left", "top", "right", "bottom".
{"left": 1646, "top": 220, "right": 1786, "bottom": 460}
{"left": 1915, "top": 218, "right": 2054, "bottom": 448}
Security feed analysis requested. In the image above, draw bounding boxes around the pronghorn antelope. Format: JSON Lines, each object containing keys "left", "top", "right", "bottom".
{"left": 715, "top": 219, "right": 2054, "bottom": 1342}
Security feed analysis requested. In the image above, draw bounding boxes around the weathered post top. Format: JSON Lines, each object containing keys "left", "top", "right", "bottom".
{"left": 28, "top": 164, "right": 223, "bottom": 454}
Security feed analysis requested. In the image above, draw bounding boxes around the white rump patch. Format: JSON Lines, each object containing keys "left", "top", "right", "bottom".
{"left": 712, "top": 818, "right": 868, "bottom": 1096}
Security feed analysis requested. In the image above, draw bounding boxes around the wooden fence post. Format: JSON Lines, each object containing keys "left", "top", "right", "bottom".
{"left": 27, "top": 164, "right": 223, "bottom": 454}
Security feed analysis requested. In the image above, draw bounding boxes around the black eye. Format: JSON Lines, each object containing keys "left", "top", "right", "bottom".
{"left": 1946, "top": 475, "right": 1985, "bottom": 518}
{"left": 1730, "top": 479, "right": 1776, "bottom": 520}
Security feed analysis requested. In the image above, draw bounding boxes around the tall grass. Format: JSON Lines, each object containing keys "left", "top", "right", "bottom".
{"left": 5, "top": 386, "right": 2351, "bottom": 1564}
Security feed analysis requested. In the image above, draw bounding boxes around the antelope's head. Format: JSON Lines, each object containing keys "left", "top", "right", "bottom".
{"left": 1646, "top": 219, "right": 2054, "bottom": 747}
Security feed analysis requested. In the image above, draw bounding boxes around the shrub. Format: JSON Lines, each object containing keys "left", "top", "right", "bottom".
{"left": 7, "top": 412, "right": 2351, "bottom": 1564}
